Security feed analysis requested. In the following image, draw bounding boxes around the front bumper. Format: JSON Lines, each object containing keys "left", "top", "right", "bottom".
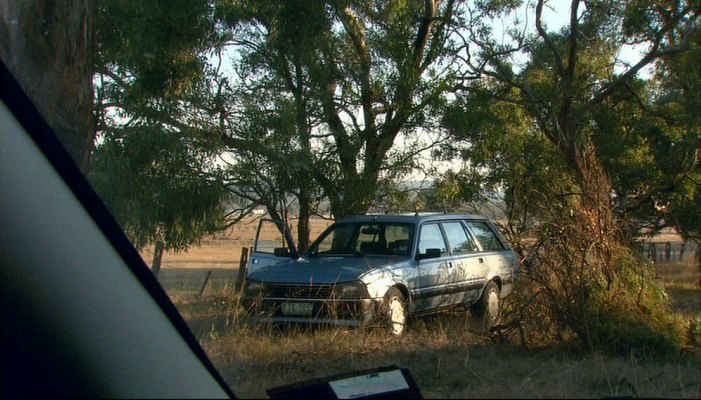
{"left": 242, "top": 296, "right": 378, "bottom": 328}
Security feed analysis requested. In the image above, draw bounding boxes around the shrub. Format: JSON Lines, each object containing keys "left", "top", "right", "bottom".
{"left": 586, "top": 255, "right": 685, "bottom": 355}
{"left": 508, "top": 212, "right": 685, "bottom": 356}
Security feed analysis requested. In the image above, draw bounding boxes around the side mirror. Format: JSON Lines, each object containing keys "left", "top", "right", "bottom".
{"left": 417, "top": 248, "right": 442, "bottom": 260}
{"left": 273, "top": 247, "right": 291, "bottom": 257}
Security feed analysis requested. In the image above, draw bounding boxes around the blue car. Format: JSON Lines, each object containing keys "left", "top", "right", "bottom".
{"left": 242, "top": 213, "right": 519, "bottom": 336}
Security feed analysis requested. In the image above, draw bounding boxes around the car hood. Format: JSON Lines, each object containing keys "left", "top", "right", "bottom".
{"left": 247, "top": 255, "right": 406, "bottom": 284}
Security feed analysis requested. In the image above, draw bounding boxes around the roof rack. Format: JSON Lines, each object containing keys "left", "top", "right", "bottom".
{"left": 363, "top": 210, "right": 449, "bottom": 217}
{"left": 412, "top": 211, "right": 448, "bottom": 217}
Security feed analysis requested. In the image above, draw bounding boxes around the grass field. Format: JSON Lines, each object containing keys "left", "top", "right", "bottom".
{"left": 152, "top": 238, "right": 700, "bottom": 398}
{"left": 173, "top": 294, "right": 700, "bottom": 399}
{"left": 169, "top": 280, "right": 700, "bottom": 399}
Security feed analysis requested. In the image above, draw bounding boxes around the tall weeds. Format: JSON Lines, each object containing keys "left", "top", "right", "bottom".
{"left": 506, "top": 203, "right": 686, "bottom": 355}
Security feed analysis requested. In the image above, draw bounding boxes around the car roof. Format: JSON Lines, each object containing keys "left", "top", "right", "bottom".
{"left": 336, "top": 212, "right": 490, "bottom": 224}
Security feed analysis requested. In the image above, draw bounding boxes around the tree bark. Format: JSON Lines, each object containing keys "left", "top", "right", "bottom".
{"left": 151, "top": 240, "right": 165, "bottom": 278}
{"left": 567, "top": 137, "right": 617, "bottom": 285}
{"left": 0, "top": 0, "right": 95, "bottom": 172}
{"left": 297, "top": 185, "right": 311, "bottom": 253}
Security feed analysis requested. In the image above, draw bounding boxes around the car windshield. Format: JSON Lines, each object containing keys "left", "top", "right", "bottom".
{"left": 307, "top": 222, "right": 415, "bottom": 257}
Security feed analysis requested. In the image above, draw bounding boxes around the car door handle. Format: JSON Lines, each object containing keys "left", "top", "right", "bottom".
{"left": 478, "top": 258, "right": 484, "bottom": 264}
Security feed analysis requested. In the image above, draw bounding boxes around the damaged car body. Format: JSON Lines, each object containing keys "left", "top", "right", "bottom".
{"left": 241, "top": 213, "right": 519, "bottom": 336}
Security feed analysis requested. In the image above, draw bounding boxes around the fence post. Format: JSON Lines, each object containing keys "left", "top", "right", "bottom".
{"left": 234, "top": 247, "right": 249, "bottom": 292}
{"left": 198, "top": 270, "right": 212, "bottom": 298}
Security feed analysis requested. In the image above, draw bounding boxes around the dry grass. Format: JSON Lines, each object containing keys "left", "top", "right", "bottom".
{"left": 179, "top": 295, "right": 700, "bottom": 399}
{"left": 162, "top": 261, "right": 701, "bottom": 399}
{"left": 656, "top": 263, "right": 701, "bottom": 319}
{"left": 152, "top": 222, "right": 700, "bottom": 398}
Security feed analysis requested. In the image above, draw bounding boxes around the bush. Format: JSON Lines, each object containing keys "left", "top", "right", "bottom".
{"left": 586, "top": 257, "right": 685, "bottom": 355}
{"left": 509, "top": 214, "right": 685, "bottom": 356}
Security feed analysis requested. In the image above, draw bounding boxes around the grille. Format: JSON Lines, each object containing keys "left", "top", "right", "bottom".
{"left": 264, "top": 284, "right": 334, "bottom": 299}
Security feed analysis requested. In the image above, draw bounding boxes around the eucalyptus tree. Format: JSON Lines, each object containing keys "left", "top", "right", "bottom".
{"left": 440, "top": 0, "right": 698, "bottom": 352}
{"left": 456, "top": 0, "right": 698, "bottom": 251}
{"left": 90, "top": 125, "right": 230, "bottom": 276}
{"left": 215, "top": 0, "right": 473, "bottom": 226}
{"left": 92, "top": 0, "right": 232, "bottom": 274}
{"left": 440, "top": 88, "right": 569, "bottom": 252}
{"left": 589, "top": 74, "right": 700, "bottom": 244}
{"left": 642, "top": 20, "right": 701, "bottom": 243}
{"left": 0, "top": 1, "right": 95, "bottom": 172}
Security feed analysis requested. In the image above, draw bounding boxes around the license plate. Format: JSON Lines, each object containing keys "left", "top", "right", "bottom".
{"left": 281, "top": 302, "right": 313, "bottom": 316}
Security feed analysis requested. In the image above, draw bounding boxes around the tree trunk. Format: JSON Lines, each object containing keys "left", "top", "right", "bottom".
{"left": 151, "top": 240, "right": 165, "bottom": 278}
{"left": 297, "top": 185, "right": 311, "bottom": 253}
{"left": 0, "top": 0, "right": 95, "bottom": 172}
{"left": 570, "top": 139, "right": 617, "bottom": 284}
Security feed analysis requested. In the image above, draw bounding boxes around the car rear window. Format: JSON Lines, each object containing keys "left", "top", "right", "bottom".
{"left": 466, "top": 221, "right": 505, "bottom": 252}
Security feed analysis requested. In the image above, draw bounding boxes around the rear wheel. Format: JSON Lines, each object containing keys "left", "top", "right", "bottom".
{"left": 471, "top": 281, "right": 500, "bottom": 331}
{"left": 384, "top": 287, "right": 407, "bottom": 336}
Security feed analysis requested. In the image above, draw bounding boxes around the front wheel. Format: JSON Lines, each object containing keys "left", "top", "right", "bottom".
{"left": 471, "top": 281, "right": 500, "bottom": 331}
{"left": 383, "top": 287, "right": 407, "bottom": 336}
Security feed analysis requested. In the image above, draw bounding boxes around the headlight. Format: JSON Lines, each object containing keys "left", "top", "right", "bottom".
{"left": 332, "top": 281, "right": 368, "bottom": 299}
{"left": 244, "top": 280, "right": 264, "bottom": 296}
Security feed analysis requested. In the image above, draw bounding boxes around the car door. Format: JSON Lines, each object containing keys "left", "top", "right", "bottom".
{"left": 247, "top": 219, "right": 298, "bottom": 275}
{"left": 440, "top": 221, "right": 486, "bottom": 305}
{"left": 413, "top": 222, "right": 455, "bottom": 311}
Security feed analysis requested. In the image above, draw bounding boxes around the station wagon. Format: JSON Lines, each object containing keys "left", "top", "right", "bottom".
{"left": 242, "top": 213, "right": 520, "bottom": 335}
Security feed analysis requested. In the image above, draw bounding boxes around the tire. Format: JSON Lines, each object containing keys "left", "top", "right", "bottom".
{"left": 384, "top": 287, "right": 408, "bottom": 336}
{"left": 471, "top": 280, "right": 500, "bottom": 331}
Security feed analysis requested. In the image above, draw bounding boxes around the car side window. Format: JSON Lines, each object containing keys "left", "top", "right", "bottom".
{"left": 466, "top": 221, "right": 504, "bottom": 252}
{"left": 417, "top": 223, "right": 447, "bottom": 256}
{"left": 442, "top": 221, "right": 477, "bottom": 255}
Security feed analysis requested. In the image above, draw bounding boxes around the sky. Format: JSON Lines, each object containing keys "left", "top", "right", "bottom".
{"left": 516, "top": 0, "right": 652, "bottom": 74}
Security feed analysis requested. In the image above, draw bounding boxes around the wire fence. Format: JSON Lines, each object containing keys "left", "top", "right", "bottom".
{"left": 633, "top": 241, "right": 700, "bottom": 265}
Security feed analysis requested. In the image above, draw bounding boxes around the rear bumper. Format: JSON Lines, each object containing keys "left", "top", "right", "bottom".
{"left": 499, "top": 273, "right": 518, "bottom": 298}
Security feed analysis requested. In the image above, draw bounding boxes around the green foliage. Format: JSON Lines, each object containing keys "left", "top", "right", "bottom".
{"left": 438, "top": 85, "right": 573, "bottom": 250}
{"left": 649, "top": 23, "right": 701, "bottom": 242}
{"left": 215, "top": 0, "right": 470, "bottom": 220}
{"left": 586, "top": 253, "right": 685, "bottom": 356}
{"left": 90, "top": 125, "right": 229, "bottom": 252}
{"left": 441, "top": 87, "right": 570, "bottom": 196}
{"left": 98, "top": 0, "right": 220, "bottom": 99}
{"left": 94, "top": 0, "right": 235, "bottom": 257}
